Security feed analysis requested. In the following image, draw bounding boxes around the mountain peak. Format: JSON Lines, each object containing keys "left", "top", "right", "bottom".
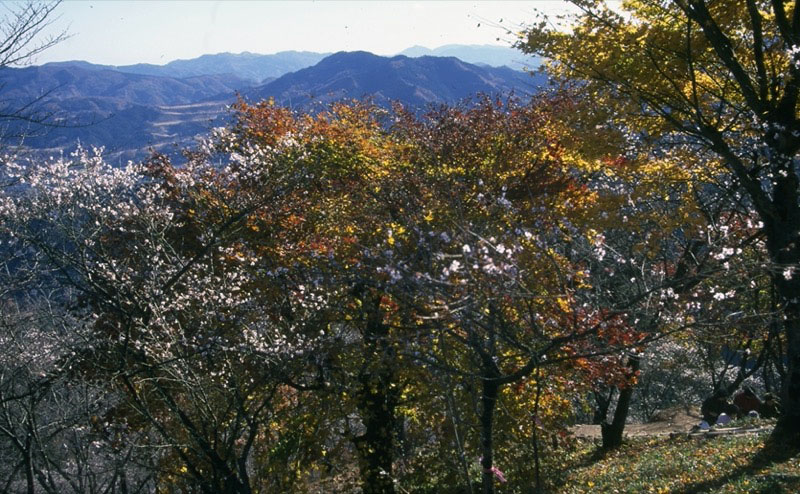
{"left": 249, "top": 51, "right": 544, "bottom": 111}
{"left": 323, "top": 51, "right": 383, "bottom": 62}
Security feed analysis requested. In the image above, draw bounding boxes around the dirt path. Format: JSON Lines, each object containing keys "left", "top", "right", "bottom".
{"left": 570, "top": 405, "right": 704, "bottom": 439}
{"left": 570, "top": 405, "right": 776, "bottom": 440}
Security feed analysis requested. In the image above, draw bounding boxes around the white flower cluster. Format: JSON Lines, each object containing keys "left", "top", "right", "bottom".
{"left": 788, "top": 44, "right": 800, "bottom": 70}
{"left": 1, "top": 144, "right": 319, "bottom": 372}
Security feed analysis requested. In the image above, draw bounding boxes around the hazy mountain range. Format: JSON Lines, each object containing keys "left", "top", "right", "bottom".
{"left": 45, "top": 51, "right": 330, "bottom": 84}
{"left": 1, "top": 45, "right": 545, "bottom": 161}
{"left": 46, "top": 44, "right": 539, "bottom": 83}
{"left": 399, "top": 44, "right": 539, "bottom": 70}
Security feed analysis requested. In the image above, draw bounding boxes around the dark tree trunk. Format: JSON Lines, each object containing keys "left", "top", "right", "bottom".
{"left": 445, "top": 388, "right": 474, "bottom": 494}
{"left": 222, "top": 474, "right": 251, "bottom": 494}
{"left": 763, "top": 183, "right": 800, "bottom": 445}
{"left": 775, "top": 295, "right": 800, "bottom": 444}
{"left": 531, "top": 367, "right": 544, "bottom": 494}
{"left": 479, "top": 377, "right": 500, "bottom": 494}
{"left": 24, "top": 432, "right": 34, "bottom": 494}
{"left": 354, "top": 300, "right": 398, "bottom": 494}
{"left": 592, "top": 387, "right": 615, "bottom": 425}
{"left": 601, "top": 354, "right": 640, "bottom": 450}
{"left": 119, "top": 469, "right": 128, "bottom": 494}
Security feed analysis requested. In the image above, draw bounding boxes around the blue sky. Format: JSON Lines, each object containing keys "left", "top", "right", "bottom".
{"left": 28, "top": 1, "right": 579, "bottom": 66}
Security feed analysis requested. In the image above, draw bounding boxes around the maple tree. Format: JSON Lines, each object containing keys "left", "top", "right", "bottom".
{"left": 227, "top": 95, "right": 647, "bottom": 492}
{"left": 378, "top": 95, "right": 654, "bottom": 491}
{"left": 577, "top": 135, "right": 767, "bottom": 441}
{"left": 229, "top": 93, "right": 669, "bottom": 491}
{"left": 522, "top": 0, "right": 800, "bottom": 443}
{"left": 228, "top": 99, "right": 407, "bottom": 494}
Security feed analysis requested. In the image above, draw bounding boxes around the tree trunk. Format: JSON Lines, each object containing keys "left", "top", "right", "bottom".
{"left": 222, "top": 474, "right": 251, "bottom": 494}
{"left": 592, "top": 387, "right": 615, "bottom": 425}
{"left": 24, "top": 432, "right": 34, "bottom": 494}
{"left": 445, "top": 387, "right": 474, "bottom": 494}
{"left": 119, "top": 469, "right": 128, "bottom": 494}
{"left": 531, "top": 367, "right": 544, "bottom": 494}
{"left": 479, "top": 377, "right": 499, "bottom": 494}
{"left": 775, "top": 296, "right": 800, "bottom": 444}
{"left": 764, "top": 191, "right": 800, "bottom": 445}
{"left": 601, "top": 355, "right": 640, "bottom": 450}
{"left": 354, "top": 300, "right": 398, "bottom": 494}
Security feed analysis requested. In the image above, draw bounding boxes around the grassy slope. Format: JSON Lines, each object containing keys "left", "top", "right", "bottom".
{"left": 554, "top": 432, "right": 800, "bottom": 494}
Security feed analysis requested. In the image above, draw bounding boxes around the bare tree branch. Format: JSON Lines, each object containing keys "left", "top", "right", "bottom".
{"left": 0, "top": 1, "right": 68, "bottom": 68}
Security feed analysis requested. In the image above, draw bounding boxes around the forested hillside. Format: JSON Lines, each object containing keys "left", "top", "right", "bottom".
{"left": 248, "top": 51, "right": 545, "bottom": 110}
{"left": 2, "top": 1, "right": 799, "bottom": 494}
{"left": 0, "top": 51, "right": 540, "bottom": 160}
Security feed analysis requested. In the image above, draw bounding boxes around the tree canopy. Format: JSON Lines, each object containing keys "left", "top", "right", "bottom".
{"left": 521, "top": 0, "right": 800, "bottom": 444}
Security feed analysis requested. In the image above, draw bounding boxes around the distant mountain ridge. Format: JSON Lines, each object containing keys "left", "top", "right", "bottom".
{"left": 116, "top": 51, "right": 329, "bottom": 83}
{"left": 43, "top": 51, "right": 329, "bottom": 84}
{"left": 250, "top": 51, "right": 544, "bottom": 111}
{"left": 4, "top": 47, "right": 545, "bottom": 161}
{"left": 0, "top": 65, "right": 247, "bottom": 111}
{"left": 40, "top": 44, "right": 532, "bottom": 84}
{"left": 399, "top": 44, "right": 541, "bottom": 70}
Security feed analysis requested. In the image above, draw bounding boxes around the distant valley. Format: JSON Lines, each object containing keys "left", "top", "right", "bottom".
{"left": 0, "top": 45, "right": 544, "bottom": 161}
